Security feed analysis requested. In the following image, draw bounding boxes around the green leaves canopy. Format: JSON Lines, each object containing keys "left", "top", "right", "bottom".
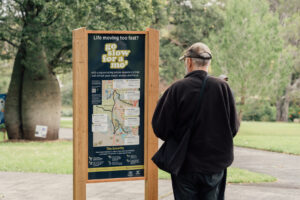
{"left": 0, "top": 0, "right": 155, "bottom": 73}
{"left": 159, "top": 0, "right": 225, "bottom": 83}
{"left": 208, "top": 0, "right": 289, "bottom": 114}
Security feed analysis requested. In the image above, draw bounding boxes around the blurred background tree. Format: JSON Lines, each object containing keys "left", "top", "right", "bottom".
{"left": 158, "top": 0, "right": 299, "bottom": 122}
{"left": 0, "top": 0, "right": 157, "bottom": 140}
{"left": 269, "top": 0, "right": 300, "bottom": 121}
{"left": 207, "top": 0, "right": 287, "bottom": 120}
{"left": 0, "top": 0, "right": 299, "bottom": 142}
{"left": 159, "top": 0, "right": 225, "bottom": 83}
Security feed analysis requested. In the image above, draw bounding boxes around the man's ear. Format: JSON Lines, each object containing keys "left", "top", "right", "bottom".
{"left": 187, "top": 58, "right": 192, "bottom": 69}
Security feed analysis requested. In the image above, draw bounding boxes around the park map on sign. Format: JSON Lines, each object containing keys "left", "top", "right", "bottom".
{"left": 92, "top": 79, "right": 140, "bottom": 147}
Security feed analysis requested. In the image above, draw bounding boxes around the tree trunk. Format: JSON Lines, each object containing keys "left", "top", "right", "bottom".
{"left": 276, "top": 95, "right": 289, "bottom": 122}
{"left": 238, "top": 85, "right": 246, "bottom": 122}
{"left": 22, "top": 70, "right": 61, "bottom": 140}
{"left": 238, "top": 95, "right": 245, "bottom": 122}
{"left": 4, "top": 49, "right": 24, "bottom": 139}
{"left": 5, "top": 31, "right": 61, "bottom": 140}
{"left": 20, "top": 35, "right": 61, "bottom": 140}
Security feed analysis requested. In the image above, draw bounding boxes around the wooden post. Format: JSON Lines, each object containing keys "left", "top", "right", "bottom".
{"left": 145, "top": 28, "right": 159, "bottom": 200}
{"left": 73, "top": 27, "right": 88, "bottom": 200}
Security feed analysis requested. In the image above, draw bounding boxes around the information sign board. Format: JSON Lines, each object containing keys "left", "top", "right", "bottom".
{"left": 73, "top": 28, "right": 159, "bottom": 200}
{"left": 87, "top": 34, "right": 145, "bottom": 180}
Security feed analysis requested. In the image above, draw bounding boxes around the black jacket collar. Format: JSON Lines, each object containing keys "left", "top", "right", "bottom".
{"left": 184, "top": 70, "right": 208, "bottom": 79}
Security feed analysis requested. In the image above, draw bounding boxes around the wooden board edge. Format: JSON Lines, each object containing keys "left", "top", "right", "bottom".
{"left": 73, "top": 27, "right": 88, "bottom": 200}
{"left": 144, "top": 28, "right": 159, "bottom": 200}
{"left": 87, "top": 30, "right": 146, "bottom": 34}
{"left": 87, "top": 177, "right": 145, "bottom": 184}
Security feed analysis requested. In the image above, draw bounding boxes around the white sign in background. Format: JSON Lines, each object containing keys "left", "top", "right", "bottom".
{"left": 35, "top": 125, "right": 48, "bottom": 138}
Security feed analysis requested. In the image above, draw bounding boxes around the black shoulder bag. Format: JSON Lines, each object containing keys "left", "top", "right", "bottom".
{"left": 152, "top": 75, "right": 208, "bottom": 175}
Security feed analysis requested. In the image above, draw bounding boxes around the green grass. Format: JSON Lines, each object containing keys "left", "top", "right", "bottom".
{"left": 0, "top": 141, "right": 72, "bottom": 174}
{"left": 0, "top": 141, "right": 276, "bottom": 183}
{"left": 60, "top": 118, "right": 73, "bottom": 128}
{"left": 0, "top": 131, "right": 7, "bottom": 142}
{"left": 159, "top": 168, "right": 276, "bottom": 183}
{"left": 234, "top": 121, "right": 300, "bottom": 155}
{"left": 227, "top": 167, "right": 276, "bottom": 183}
{"left": 60, "top": 119, "right": 300, "bottom": 155}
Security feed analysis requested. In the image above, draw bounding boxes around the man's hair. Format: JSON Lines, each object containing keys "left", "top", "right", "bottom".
{"left": 191, "top": 57, "right": 211, "bottom": 67}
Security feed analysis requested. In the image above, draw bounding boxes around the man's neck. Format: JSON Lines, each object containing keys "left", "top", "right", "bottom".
{"left": 192, "top": 66, "right": 208, "bottom": 72}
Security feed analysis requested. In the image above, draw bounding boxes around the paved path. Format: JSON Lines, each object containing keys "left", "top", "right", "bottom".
{"left": 0, "top": 128, "right": 300, "bottom": 200}
{"left": 229, "top": 147, "right": 300, "bottom": 200}
{"left": 58, "top": 128, "right": 73, "bottom": 140}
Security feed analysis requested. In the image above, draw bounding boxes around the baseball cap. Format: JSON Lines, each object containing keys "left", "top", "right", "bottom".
{"left": 179, "top": 42, "right": 212, "bottom": 61}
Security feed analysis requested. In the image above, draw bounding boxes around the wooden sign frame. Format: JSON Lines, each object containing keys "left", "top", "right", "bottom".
{"left": 72, "top": 28, "right": 159, "bottom": 200}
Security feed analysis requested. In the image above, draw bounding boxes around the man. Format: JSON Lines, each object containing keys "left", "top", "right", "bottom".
{"left": 152, "top": 42, "right": 240, "bottom": 200}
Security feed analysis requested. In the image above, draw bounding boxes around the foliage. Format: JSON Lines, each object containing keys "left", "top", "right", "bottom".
{"left": 0, "top": 123, "right": 5, "bottom": 130}
{"left": 288, "top": 104, "right": 300, "bottom": 122}
{"left": 0, "top": 0, "right": 161, "bottom": 140}
{"left": 159, "top": 0, "right": 225, "bottom": 83}
{"left": 242, "top": 102, "right": 276, "bottom": 122}
{"left": 159, "top": 38, "right": 184, "bottom": 83}
{"left": 234, "top": 121, "right": 300, "bottom": 155}
{"left": 269, "top": 0, "right": 300, "bottom": 121}
{"left": 61, "top": 106, "right": 73, "bottom": 117}
{"left": 0, "top": 0, "right": 157, "bottom": 74}
{"left": 150, "top": 0, "right": 168, "bottom": 29}
{"left": 207, "top": 0, "right": 287, "bottom": 117}
{"left": 167, "top": 0, "right": 225, "bottom": 48}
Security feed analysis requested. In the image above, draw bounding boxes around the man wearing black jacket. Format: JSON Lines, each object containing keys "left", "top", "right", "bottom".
{"left": 152, "top": 42, "right": 240, "bottom": 200}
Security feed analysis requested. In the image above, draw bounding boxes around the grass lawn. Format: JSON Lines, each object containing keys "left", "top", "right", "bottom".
{"left": 0, "top": 140, "right": 276, "bottom": 183}
{"left": 234, "top": 121, "right": 300, "bottom": 155}
{"left": 60, "top": 119, "right": 300, "bottom": 155}
{"left": 0, "top": 131, "right": 7, "bottom": 142}
{"left": 60, "top": 118, "right": 73, "bottom": 129}
{"left": 159, "top": 167, "right": 276, "bottom": 183}
{"left": 0, "top": 141, "right": 72, "bottom": 174}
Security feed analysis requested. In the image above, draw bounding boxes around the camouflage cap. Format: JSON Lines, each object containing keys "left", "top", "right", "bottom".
{"left": 179, "top": 42, "right": 212, "bottom": 61}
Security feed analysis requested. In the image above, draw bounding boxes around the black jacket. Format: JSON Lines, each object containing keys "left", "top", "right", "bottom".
{"left": 152, "top": 70, "right": 240, "bottom": 174}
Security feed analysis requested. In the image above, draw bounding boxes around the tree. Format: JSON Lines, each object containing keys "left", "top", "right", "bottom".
{"left": 207, "top": 0, "right": 287, "bottom": 120}
{"left": 269, "top": 0, "right": 300, "bottom": 121}
{"left": 159, "top": 0, "right": 225, "bottom": 83}
{"left": 0, "top": 0, "right": 154, "bottom": 140}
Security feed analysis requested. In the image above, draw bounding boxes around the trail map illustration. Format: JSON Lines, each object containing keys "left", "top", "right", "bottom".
{"left": 92, "top": 79, "right": 140, "bottom": 147}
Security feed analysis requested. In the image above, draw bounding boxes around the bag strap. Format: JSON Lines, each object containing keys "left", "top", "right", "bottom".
{"left": 173, "top": 75, "right": 208, "bottom": 141}
{"left": 189, "top": 75, "right": 208, "bottom": 130}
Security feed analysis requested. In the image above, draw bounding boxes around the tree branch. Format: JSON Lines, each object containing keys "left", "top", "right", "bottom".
{"left": 13, "top": 0, "right": 26, "bottom": 21}
{"left": 49, "top": 45, "right": 72, "bottom": 68}
{"left": 0, "top": 36, "right": 18, "bottom": 48}
{"left": 14, "top": 0, "right": 26, "bottom": 10}
{"left": 43, "top": 14, "right": 60, "bottom": 26}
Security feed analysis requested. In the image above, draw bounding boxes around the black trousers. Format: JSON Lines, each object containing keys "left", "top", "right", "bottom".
{"left": 171, "top": 169, "right": 227, "bottom": 200}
